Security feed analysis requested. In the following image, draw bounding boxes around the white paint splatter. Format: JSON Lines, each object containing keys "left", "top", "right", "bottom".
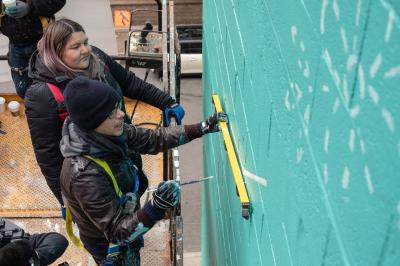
{"left": 298, "top": 59, "right": 303, "bottom": 69}
{"left": 369, "top": 53, "right": 382, "bottom": 78}
{"left": 358, "top": 65, "right": 366, "bottom": 99}
{"left": 350, "top": 105, "right": 360, "bottom": 118}
{"left": 384, "top": 9, "right": 395, "bottom": 43}
{"left": 300, "top": 41, "right": 305, "bottom": 52}
{"left": 243, "top": 168, "right": 268, "bottom": 187}
{"left": 349, "top": 129, "right": 355, "bottom": 152}
{"left": 291, "top": 25, "right": 298, "bottom": 44}
{"left": 343, "top": 74, "right": 349, "bottom": 105}
{"left": 347, "top": 54, "right": 358, "bottom": 72}
{"left": 342, "top": 167, "right": 350, "bottom": 189}
{"left": 295, "top": 83, "right": 303, "bottom": 102}
{"left": 333, "top": 0, "right": 340, "bottom": 21}
{"left": 340, "top": 27, "right": 349, "bottom": 53}
{"left": 285, "top": 89, "right": 291, "bottom": 111}
{"left": 381, "top": 108, "right": 395, "bottom": 132}
{"left": 355, "top": 0, "right": 362, "bottom": 27}
{"left": 368, "top": 85, "right": 379, "bottom": 105}
{"left": 320, "top": 0, "right": 329, "bottom": 34}
{"left": 308, "top": 85, "right": 313, "bottom": 93}
{"left": 304, "top": 127, "right": 309, "bottom": 137}
{"left": 290, "top": 82, "right": 294, "bottom": 88}
{"left": 296, "top": 147, "right": 304, "bottom": 163}
{"left": 322, "top": 85, "right": 330, "bottom": 92}
{"left": 324, "top": 128, "right": 330, "bottom": 153}
{"left": 384, "top": 66, "right": 400, "bottom": 78}
{"left": 304, "top": 104, "right": 311, "bottom": 126}
{"left": 323, "top": 163, "right": 329, "bottom": 184}
{"left": 352, "top": 36, "right": 358, "bottom": 52}
{"left": 333, "top": 97, "right": 340, "bottom": 113}
{"left": 364, "top": 165, "right": 374, "bottom": 194}
{"left": 303, "top": 60, "right": 310, "bottom": 78}
{"left": 360, "top": 139, "right": 366, "bottom": 154}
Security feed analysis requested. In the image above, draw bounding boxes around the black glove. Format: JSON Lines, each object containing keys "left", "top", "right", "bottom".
{"left": 152, "top": 181, "right": 181, "bottom": 209}
{"left": 200, "top": 112, "right": 228, "bottom": 135}
{"left": 5, "top": 1, "right": 30, "bottom": 19}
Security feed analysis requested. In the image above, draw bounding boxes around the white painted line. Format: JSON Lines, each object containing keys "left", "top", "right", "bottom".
{"left": 242, "top": 168, "right": 268, "bottom": 187}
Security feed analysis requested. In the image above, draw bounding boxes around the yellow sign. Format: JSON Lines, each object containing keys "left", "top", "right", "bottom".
{"left": 114, "top": 10, "right": 131, "bottom": 27}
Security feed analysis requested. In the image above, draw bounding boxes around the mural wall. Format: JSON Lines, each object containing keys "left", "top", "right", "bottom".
{"left": 202, "top": 0, "right": 400, "bottom": 265}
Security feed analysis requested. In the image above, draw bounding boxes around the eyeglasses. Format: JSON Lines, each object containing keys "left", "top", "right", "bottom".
{"left": 108, "top": 101, "right": 122, "bottom": 119}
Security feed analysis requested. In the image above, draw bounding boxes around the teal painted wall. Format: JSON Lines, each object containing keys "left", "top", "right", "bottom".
{"left": 201, "top": 0, "right": 400, "bottom": 265}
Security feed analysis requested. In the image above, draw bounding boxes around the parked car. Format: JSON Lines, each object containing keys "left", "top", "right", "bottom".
{"left": 177, "top": 24, "right": 202, "bottom": 75}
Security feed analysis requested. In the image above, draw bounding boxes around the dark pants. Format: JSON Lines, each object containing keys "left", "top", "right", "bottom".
{"left": 8, "top": 42, "right": 36, "bottom": 99}
{"left": 29, "top": 232, "right": 69, "bottom": 266}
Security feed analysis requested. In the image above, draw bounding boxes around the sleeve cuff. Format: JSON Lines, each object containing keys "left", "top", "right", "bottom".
{"left": 137, "top": 201, "right": 165, "bottom": 228}
{"left": 184, "top": 124, "right": 203, "bottom": 141}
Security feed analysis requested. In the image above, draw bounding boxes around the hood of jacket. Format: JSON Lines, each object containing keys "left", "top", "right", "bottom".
{"left": 28, "top": 50, "right": 72, "bottom": 87}
{"left": 60, "top": 117, "right": 130, "bottom": 159}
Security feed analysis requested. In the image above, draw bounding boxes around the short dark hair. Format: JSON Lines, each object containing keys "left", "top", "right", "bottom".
{"left": 0, "top": 239, "right": 34, "bottom": 266}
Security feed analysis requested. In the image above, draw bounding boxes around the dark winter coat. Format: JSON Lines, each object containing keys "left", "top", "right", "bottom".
{"left": 59, "top": 117, "right": 201, "bottom": 261}
{"left": 25, "top": 46, "right": 176, "bottom": 205}
{"left": 0, "top": 0, "right": 65, "bottom": 45}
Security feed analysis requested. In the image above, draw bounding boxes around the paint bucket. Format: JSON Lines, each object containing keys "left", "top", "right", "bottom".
{"left": 0, "top": 97, "right": 5, "bottom": 113}
{"left": 8, "top": 101, "right": 20, "bottom": 117}
{"left": 2, "top": 0, "right": 16, "bottom": 8}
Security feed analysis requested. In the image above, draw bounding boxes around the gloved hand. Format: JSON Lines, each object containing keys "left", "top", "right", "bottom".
{"left": 164, "top": 103, "right": 185, "bottom": 126}
{"left": 5, "top": 1, "right": 30, "bottom": 19}
{"left": 152, "top": 180, "right": 181, "bottom": 209}
{"left": 200, "top": 112, "right": 228, "bottom": 135}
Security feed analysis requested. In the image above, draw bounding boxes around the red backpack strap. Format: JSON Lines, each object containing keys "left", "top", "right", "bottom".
{"left": 47, "top": 83, "right": 68, "bottom": 125}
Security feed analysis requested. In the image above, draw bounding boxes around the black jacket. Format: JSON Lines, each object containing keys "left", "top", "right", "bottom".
{"left": 25, "top": 46, "right": 175, "bottom": 205}
{"left": 0, "top": 0, "right": 65, "bottom": 45}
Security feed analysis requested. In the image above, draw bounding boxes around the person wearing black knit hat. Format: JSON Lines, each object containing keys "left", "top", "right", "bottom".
{"left": 59, "top": 77, "right": 227, "bottom": 265}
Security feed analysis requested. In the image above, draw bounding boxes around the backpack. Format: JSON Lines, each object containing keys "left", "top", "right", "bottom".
{"left": 47, "top": 83, "right": 68, "bottom": 124}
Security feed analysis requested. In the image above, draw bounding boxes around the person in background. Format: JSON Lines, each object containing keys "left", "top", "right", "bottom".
{"left": 0, "top": 218, "right": 68, "bottom": 266}
{"left": 59, "top": 77, "right": 226, "bottom": 265}
{"left": 25, "top": 18, "right": 185, "bottom": 208}
{"left": 0, "top": 0, "right": 65, "bottom": 98}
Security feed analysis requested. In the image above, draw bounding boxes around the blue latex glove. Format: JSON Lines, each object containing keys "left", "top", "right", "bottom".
{"left": 5, "top": 1, "right": 30, "bottom": 19}
{"left": 164, "top": 103, "right": 185, "bottom": 126}
{"left": 61, "top": 206, "right": 66, "bottom": 220}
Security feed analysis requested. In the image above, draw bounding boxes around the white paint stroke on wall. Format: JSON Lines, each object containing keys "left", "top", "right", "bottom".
{"left": 298, "top": 59, "right": 303, "bottom": 69}
{"left": 358, "top": 65, "right": 366, "bottom": 99}
{"left": 355, "top": 0, "right": 362, "bottom": 27}
{"left": 343, "top": 74, "right": 349, "bottom": 105}
{"left": 291, "top": 25, "right": 298, "bottom": 44}
{"left": 320, "top": 0, "right": 329, "bottom": 34}
{"left": 340, "top": 27, "right": 349, "bottom": 53}
{"left": 303, "top": 60, "right": 310, "bottom": 78}
{"left": 384, "top": 9, "right": 395, "bottom": 43}
{"left": 349, "top": 129, "right": 355, "bottom": 152}
{"left": 324, "top": 128, "right": 330, "bottom": 153}
{"left": 322, "top": 85, "right": 330, "bottom": 92}
{"left": 300, "top": 41, "right": 305, "bottom": 52}
{"left": 304, "top": 104, "right": 311, "bottom": 126}
{"left": 364, "top": 165, "right": 374, "bottom": 194}
{"left": 369, "top": 53, "right": 382, "bottom": 78}
{"left": 360, "top": 139, "right": 366, "bottom": 154}
{"left": 384, "top": 66, "right": 400, "bottom": 78}
{"left": 323, "top": 49, "right": 341, "bottom": 88}
{"left": 308, "top": 85, "right": 313, "bottom": 93}
{"left": 323, "top": 163, "right": 329, "bottom": 184}
{"left": 296, "top": 147, "right": 304, "bottom": 163}
{"left": 350, "top": 105, "right": 360, "bottom": 118}
{"left": 381, "top": 107, "right": 395, "bottom": 132}
{"left": 295, "top": 83, "right": 303, "bottom": 102}
{"left": 333, "top": 97, "right": 340, "bottom": 113}
{"left": 285, "top": 89, "right": 291, "bottom": 111}
{"left": 333, "top": 0, "right": 340, "bottom": 21}
{"left": 368, "top": 85, "right": 379, "bottom": 105}
{"left": 342, "top": 167, "right": 350, "bottom": 189}
{"left": 242, "top": 168, "right": 268, "bottom": 187}
{"left": 347, "top": 54, "right": 358, "bottom": 72}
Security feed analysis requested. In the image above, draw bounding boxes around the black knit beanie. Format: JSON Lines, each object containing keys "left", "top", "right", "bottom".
{"left": 64, "top": 77, "right": 119, "bottom": 130}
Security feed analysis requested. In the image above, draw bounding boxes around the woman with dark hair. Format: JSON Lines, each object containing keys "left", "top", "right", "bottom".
{"left": 25, "top": 18, "right": 185, "bottom": 206}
